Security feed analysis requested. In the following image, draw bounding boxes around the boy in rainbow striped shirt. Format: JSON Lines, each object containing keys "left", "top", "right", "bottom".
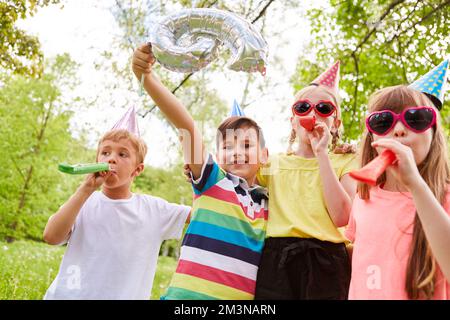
{"left": 132, "top": 44, "right": 269, "bottom": 299}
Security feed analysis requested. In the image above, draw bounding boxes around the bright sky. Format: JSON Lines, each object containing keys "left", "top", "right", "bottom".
{"left": 18, "top": 0, "right": 327, "bottom": 167}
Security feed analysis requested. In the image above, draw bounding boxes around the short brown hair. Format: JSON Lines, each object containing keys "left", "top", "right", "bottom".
{"left": 216, "top": 116, "right": 266, "bottom": 149}
{"left": 97, "top": 129, "right": 147, "bottom": 164}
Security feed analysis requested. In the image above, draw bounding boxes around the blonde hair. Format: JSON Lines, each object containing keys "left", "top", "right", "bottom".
{"left": 97, "top": 129, "right": 147, "bottom": 165}
{"left": 287, "top": 84, "right": 344, "bottom": 154}
{"left": 358, "top": 85, "right": 450, "bottom": 299}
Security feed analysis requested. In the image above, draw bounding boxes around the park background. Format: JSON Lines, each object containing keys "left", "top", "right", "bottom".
{"left": 0, "top": 0, "right": 449, "bottom": 299}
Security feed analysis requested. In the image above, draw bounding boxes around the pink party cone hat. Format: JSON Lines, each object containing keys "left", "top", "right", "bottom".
{"left": 111, "top": 106, "right": 140, "bottom": 137}
{"left": 310, "top": 60, "right": 340, "bottom": 93}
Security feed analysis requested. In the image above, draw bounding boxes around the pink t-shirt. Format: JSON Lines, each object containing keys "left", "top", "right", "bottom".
{"left": 346, "top": 185, "right": 450, "bottom": 300}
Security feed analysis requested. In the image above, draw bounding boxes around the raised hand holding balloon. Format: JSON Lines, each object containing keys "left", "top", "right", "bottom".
{"left": 150, "top": 8, "right": 268, "bottom": 74}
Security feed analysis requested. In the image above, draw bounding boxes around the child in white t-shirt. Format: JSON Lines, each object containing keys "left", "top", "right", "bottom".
{"left": 43, "top": 129, "right": 190, "bottom": 300}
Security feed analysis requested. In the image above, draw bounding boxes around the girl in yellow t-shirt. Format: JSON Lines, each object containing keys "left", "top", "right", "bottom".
{"left": 254, "top": 61, "right": 358, "bottom": 300}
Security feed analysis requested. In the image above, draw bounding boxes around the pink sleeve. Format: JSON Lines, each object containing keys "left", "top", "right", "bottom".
{"left": 345, "top": 206, "right": 356, "bottom": 243}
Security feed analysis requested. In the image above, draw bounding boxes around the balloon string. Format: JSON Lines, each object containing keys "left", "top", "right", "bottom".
{"left": 139, "top": 74, "right": 145, "bottom": 97}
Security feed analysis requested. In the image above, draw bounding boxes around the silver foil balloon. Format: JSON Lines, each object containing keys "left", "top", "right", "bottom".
{"left": 150, "top": 8, "right": 268, "bottom": 74}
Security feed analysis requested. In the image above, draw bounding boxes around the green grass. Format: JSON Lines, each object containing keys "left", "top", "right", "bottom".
{"left": 0, "top": 240, "right": 177, "bottom": 300}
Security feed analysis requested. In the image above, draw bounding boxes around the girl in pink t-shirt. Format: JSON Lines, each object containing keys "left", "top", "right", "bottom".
{"left": 346, "top": 84, "right": 450, "bottom": 300}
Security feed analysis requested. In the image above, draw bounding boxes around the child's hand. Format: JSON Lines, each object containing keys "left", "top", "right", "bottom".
{"left": 78, "top": 171, "right": 111, "bottom": 195}
{"left": 307, "top": 122, "right": 331, "bottom": 156}
{"left": 132, "top": 43, "right": 156, "bottom": 80}
{"left": 183, "top": 164, "right": 193, "bottom": 183}
{"left": 371, "top": 139, "right": 422, "bottom": 190}
{"left": 334, "top": 142, "right": 357, "bottom": 154}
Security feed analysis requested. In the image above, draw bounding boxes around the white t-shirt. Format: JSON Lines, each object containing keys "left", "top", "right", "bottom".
{"left": 44, "top": 191, "right": 190, "bottom": 300}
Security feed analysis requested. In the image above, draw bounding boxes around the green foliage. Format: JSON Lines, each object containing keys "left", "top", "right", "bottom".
{"left": 293, "top": 0, "right": 450, "bottom": 141}
{"left": 0, "top": 240, "right": 177, "bottom": 299}
{"left": 151, "top": 256, "right": 178, "bottom": 299}
{"left": 0, "top": 54, "right": 92, "bottom": 241}
{"left": 177, "top": 75, "right": 228, "bottom": 147}
{"left": 0, "top": 0, "right": 60, "bottom": 77}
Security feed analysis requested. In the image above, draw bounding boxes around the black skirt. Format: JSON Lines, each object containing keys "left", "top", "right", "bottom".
{"left": 255, "top": 237, "right": 351, "bottom": 300}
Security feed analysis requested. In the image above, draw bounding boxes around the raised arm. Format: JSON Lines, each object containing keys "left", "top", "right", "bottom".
{"left": 43, "top": 172, "right": 109, "bottom": 245}
{"left": 132, "top": 44, "right": 204, "bottom": 179}
{"left": 411, "top": 180, "right": 450, "bottom": 281}
{"left": 317, "top": 156, "right": 355, "bottom": 227}
{"left": 309, "top": 122, "right": 355, "bottom": 227}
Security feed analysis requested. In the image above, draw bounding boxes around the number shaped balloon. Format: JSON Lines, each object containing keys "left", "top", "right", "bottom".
{"left": 151, "top": 8, "right": 268, "bottom": 74}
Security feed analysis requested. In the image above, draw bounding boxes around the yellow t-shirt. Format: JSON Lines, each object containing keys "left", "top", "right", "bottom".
{"left": 257, "top": 152, "right": 358, "bottom": 243}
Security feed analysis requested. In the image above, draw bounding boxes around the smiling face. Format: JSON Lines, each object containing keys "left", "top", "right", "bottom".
{"left": 215, "top": 117, "right": 268, "bottom": 185}
{"left": 290, "top": 85, "right": 341, "bottom": 145}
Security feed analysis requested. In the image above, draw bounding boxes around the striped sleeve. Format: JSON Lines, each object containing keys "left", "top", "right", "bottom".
{"left": 191, "top": 153, "right": 225, "bottom": 195}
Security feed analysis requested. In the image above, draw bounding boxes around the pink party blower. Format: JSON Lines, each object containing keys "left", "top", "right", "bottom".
{"left": 349, "top": 149, "right": 396, "bottom": 186}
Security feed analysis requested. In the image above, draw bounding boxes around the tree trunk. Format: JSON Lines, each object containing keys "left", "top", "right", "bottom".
{"left": 11, "top": 102, "right": 53, "bottom": 235}
{"left": 17, "top": 165, "right": 34, "bottom": 212}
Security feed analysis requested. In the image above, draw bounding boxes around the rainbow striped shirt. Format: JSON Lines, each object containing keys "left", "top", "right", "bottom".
{"left": 162, "top": 154, "right": 269, "bottom": 300}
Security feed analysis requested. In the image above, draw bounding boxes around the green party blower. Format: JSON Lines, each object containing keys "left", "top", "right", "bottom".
{"left": 58, "top": 163, "right": 110, "bottom": 175}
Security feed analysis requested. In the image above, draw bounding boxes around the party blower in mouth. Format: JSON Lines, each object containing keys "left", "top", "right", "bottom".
{"left": 299, "top": 115, "right": 316, "bottom": 132}
{"left": 349, "top": 149, "right": 397, "bottom": 186}
{"left": 58, "top": 163, "right": 110, "bottom": 175}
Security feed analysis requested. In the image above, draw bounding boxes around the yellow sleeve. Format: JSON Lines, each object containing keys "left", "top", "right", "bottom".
{"left": 256, "top": 155, "right": 276, "bottom": 187}
{"left": 256, "top": 165, "right": 268, "bottom": 187}
{"left": 339, "top": 154, "right": 359, "bottom": 177}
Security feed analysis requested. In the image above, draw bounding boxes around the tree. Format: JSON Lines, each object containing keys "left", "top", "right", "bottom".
{"left": 293, "top": 0, "right": 450, "bottom": 141}
{"left": 0, "top": 0, "right": 60, "bottom": 77}
{"left": 0, "top": 54, "right": 92, "bottom": 242}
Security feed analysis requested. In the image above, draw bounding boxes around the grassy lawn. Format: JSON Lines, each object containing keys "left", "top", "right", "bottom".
{"left": 0, "top": 240, "right": 177, "bottom": 300}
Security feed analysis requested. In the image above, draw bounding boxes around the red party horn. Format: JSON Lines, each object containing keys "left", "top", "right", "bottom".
{"left": 349, "top": 149, "right": 396, "bottom": 186}
{"left": 299, "top": 115, "right": 316, "bottom": 131}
